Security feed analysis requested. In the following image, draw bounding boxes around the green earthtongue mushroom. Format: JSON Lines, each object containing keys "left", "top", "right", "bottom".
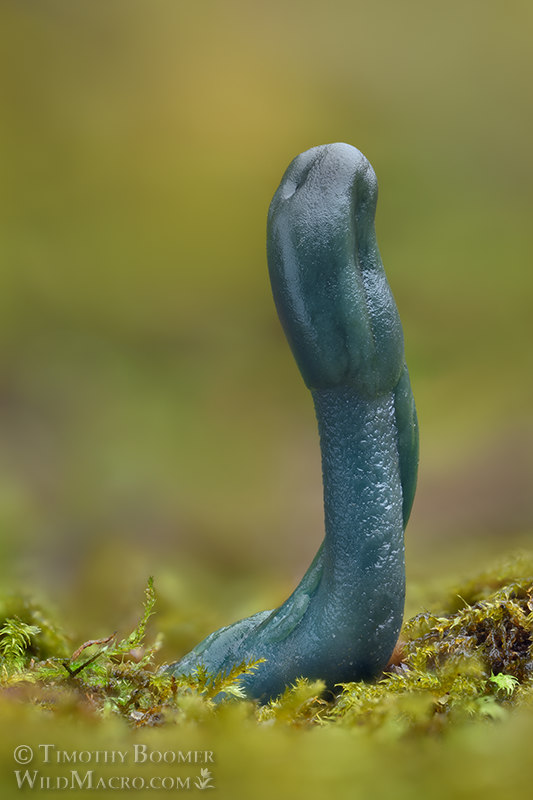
{"left": 166, "top": 143, "right": 419, "bottom": 702}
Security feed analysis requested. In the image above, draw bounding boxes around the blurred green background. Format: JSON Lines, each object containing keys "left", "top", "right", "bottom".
{"left": 0, "top": 0, "right": 532, "bottom": 642}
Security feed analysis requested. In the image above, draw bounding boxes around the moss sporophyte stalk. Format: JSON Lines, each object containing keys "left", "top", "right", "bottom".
{"left": 166, "top": 143, "right": 419, "bottom": 701}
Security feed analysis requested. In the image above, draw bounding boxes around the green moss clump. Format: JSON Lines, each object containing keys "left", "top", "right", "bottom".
{"left": 331, "top": 552, "right": 533, "bottom": 734}
{"left": 0, "top": 553, "right": 532, "bottom": 735}
{"left": 0, "top": 594, "right": 70, "bottom": 669}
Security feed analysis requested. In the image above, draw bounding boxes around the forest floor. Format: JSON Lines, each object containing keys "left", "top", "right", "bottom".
{"left": 1, "top": 548, "right": 532, "bottom": 799}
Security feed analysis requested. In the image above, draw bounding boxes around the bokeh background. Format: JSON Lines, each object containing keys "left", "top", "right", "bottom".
{"left": 1, "top": 0, "right": 532, "bottom": 651}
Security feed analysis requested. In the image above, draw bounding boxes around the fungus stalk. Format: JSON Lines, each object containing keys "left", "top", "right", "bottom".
{"left": 166, "top": 143, "right": 419, "bottom": 702}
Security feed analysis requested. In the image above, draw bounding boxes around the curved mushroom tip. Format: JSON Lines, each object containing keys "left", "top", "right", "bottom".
{"left": 272, "top": 143, "right": 374, "bottom": 203}
{"left": 267, "top": 143, "right": 404, "bottom": 398}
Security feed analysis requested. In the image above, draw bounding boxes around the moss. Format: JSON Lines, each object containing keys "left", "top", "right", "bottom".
{"left": 1, "top": 552, "right": 532, "bottom": 736}
{"left": 0, "top": 553, "right": 532, "bottom": 800}
{"left": 329, "top": 550, "right": 533, "bottom": 736}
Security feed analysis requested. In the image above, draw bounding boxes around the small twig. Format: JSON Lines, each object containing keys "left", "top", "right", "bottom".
{"left": 62, "top": 633, "right": 117, "bottom": 677}
{"left": 70, "top": 633, "right": 116, "bottom": 661}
